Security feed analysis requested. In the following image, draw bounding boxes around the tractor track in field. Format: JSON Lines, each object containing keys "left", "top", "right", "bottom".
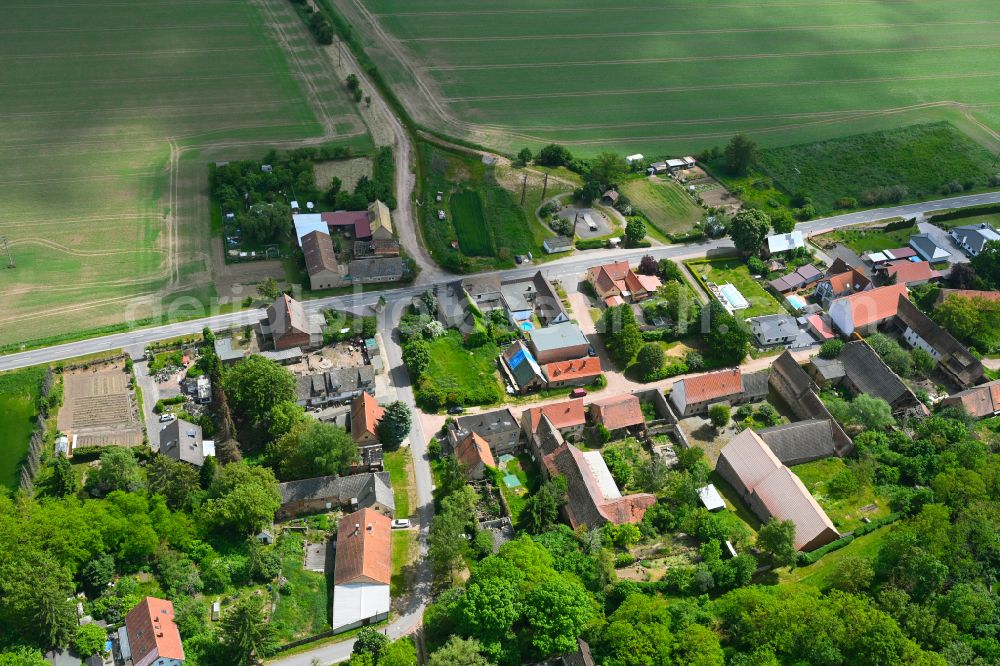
{"left": 403, "top": 20, "right": 1000, "bottom": 43}
{"left": 2, "top": 46, "right": 263, "bottom": 61}
{"left": 8, "top": 238, "right": 167, "bottom": 257}
{"left": 423, "top": 43, "right": 1000, "bottom": 70}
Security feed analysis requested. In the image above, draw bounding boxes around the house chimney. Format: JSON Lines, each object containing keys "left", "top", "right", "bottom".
{"left": 367, "top": 523, "right": 373, "bottom": 531}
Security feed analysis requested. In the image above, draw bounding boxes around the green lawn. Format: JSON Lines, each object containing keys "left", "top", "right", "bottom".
{"left": 271, "top": 532, "right": 330, "bottom": 641}
{"left": 391, "top": 530, "right": 418, "bottom": 597}
{"left": 930, "top": 211, "right": 1000, "bottom": 231}
{"left": 621, "top": 177, "right": 703, "bottom": 236}
{"left": 417, "top": 330, "right": 503, "bottom": 409}
{"left": 0, "top": 366, "right": 44, "bottom": 491}
{"left": 686, "top": 258, "right": 785, "bottom": 318}
{"left": 384, "top": 449, "right": 413, "bottom": 519}
{"left": 778, "top": 525, "right": 897, "bottom": 590}
{"left": 498, "top": 453, "right": 542, "bottom": 524}
{"left": 822, "top": 223, "right": 918, "bottom": 255}
{"left": 450, "top": 190, "right": 493, "bottom": 256}
{"left": 791, "top": 458, "right": 890, "bottom": 533}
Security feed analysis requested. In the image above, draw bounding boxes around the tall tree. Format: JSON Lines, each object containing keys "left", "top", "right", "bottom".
{"left": 729, "top": 209, "right": 771, "bottom": 255}
{"left": 269, "top": 420, "right": 359, "bottom": 480}
{"left": 428, "top": 637, "right": 491, "bottom": 666}
{"left": 970, "top": 239, "right": 1000, "bottom": 288}
{"left": 756, "top": 518, "right": 797, "bottom": 567}
{"left": 223, "top": 355, "right": 297, "bottom": 425}
{"left": 84, "top": 447, "right": 142, "bottom": 497}
{"left": 377, "top": 401, "right": 412, "bottom": 449}
{"left": 49, "top": 455, "right": 76, "bottom": 497}
{"left": 203, "top": 462, "right": 281, "bottom": 534}
{"left": 704, "top": 301, "right": 751, "bottom": 365}
{"left": 147, "top": 455, "right": 200, "bottom": 510}
{"left": 586, "top": 152, "right": 628, "bottom": 189}
{"left": 724, "top": 134, "right": 758, "bottom": 175}
{"left": 523, "top": 574, "right": 596, "bottom": 656}
{"left": 625, "top": 218, "right": 647, "bottom": 246}
{"left": 220, "top": 595, "right": 279, "bottom": 666}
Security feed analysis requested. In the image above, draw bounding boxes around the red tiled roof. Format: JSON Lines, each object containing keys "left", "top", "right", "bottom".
{"left": 590, "top": 394, "right": 644, "bottom": 430}
{"left": 943, "top": 379, "right": 1000, "bottom": 418}
{"left": 826, "top": 269, "right": 870, "bottom": 296}
{"left": 350, "top": 393, "right": 384, "bottom": 442}
{"left": 884, "top": 260, "right": 941, "bottom": 285}
{"left": 938, "top": 289, "right": 1000, "bottom": 303}
{"left": 553, "top": 443, "right": 655, "bottom": 529}
{"left": 604, "top": 295, "right": 625, "bottom": 307}
{"left": 125, "top": 597, "right": 185, "bottom": 663}
{"left": 833, "top": 283, "right": 909, "bottom": 329}
{"left": 635, "top": 274, "right": 662, "bottom": 293}
{"left": 455, "top": 432, "right": 495, "bottom": 471}
{"left": 592, "top": 261, "right": 632, "bottom": 295}
{"left": 806, "top": 314, "right": 834, "bottom": 340}
{"left": 681, "top": 368, "right": 743, "bottom": 404}
{"left": 335, "top": 508, "right": 391, "bottom": 585}
{"left": 525, "top": 398, "right": 586, "bottom": 433}
{"left": 543, "top": 357, "right": 603, "bottom": 382}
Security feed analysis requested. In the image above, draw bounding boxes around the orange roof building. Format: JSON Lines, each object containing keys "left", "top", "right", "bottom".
{"left": 333, "top": 508, "right": 392, "bottom": 631}
{"left": 122, "top": 597, "right": 185, "bottom": 666}
{"left": 455, "top": 432, "right": 496, "bottom": 480}
{"left": 587, "top": 261, "right": 655, "bottom": 302}
{"left": 828, "top": 283, "right": 909, "bottom": 336}
{"left": 350, "top": 393, "right": 384, "bottom": 445}
{"left": 669, "top": 368, "right": 769, "bottom": 417}
{"left": 941, "top": 379, "right": 1000, "bottom": 419}
{"left": 590, "top": 394, "right": 645, "bottom": 432}
{"left": 881, "top": 260, "right": 942, "bottom": 287}
{"left": 523, "top": 398, "right": 587, "bottom": 435}
{"left": 935, "top": 289, "right": 1000, "bottom": 306}
{"left": 542, "top": 357, "right": 603, "bottom": 388}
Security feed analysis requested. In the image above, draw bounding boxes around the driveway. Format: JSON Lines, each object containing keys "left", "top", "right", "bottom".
{"left": 133, "top": 360, "right": 163, "bottom": 449}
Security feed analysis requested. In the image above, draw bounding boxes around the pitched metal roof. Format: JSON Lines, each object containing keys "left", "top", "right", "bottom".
{"left": 528, "top": 322, "right": 589, "bottom": 352}
{"left": 757, "top": 419, "right": 837, "bottom": 465}
{"left": 839, "top": 340, "right": 908, "bottom": 405}
{"left": 751, "top": 467, "right": 838, "bottom": 550}
{"left": 718, "top": 429, "right": 783, "bottom": 493}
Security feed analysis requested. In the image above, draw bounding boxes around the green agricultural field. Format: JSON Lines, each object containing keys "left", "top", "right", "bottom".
{"left": 337, "top": 0, "right": 1000, "bottom": 156}
{"left": 686, "top": 259, "right": 785, "bottom": 319}
{"left": 621, "top": 177, "right": 703, "bottom": 236}
{"left": 755, "top": 123, "right": 999, "bottom": 213}
{"left": 0, "top": 0, "right": 368, "bottom": 347}
{"left": 450, "top": 191, "right": 493, "bottom": 256}
{"left": 0, "top": 367, "right": 44, "bottom": 490}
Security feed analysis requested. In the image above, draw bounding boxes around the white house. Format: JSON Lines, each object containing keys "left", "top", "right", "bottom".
{"left": 951, "top": 223, "right": 1000, "bottom": 257}
{"left": 767, "top": 230, "right": 804, "bottom": 254}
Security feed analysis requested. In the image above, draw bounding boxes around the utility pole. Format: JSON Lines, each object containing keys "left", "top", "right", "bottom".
{"left": 520, "top": 175, "right": 527, "bottom": 206}
{"left": 572, "top": 212, "right": 579, "bottom": 238}
{"left": 541, "top": 173, "right": 548, "bottom": 200}
{"left": 1, "top": 236, "right": 13, "bottom": 269}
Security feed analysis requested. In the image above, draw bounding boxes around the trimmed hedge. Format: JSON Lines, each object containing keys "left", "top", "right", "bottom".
{"left": 668, "top": 229, "right": 707, "bottom": 243}
{"left": 929, "top": 203, "right": 1000, "bottom": 223}
{"left": 796, "top": 512, "right": 902, "bottom": 566}
{"left": 883, "top": 217, "right": 917, "bottom": 232}
{"left": 575, "top": 238, "right": 605, "bottom": 250}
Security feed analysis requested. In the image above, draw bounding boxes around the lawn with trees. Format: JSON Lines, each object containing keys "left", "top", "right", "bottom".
{"left": 404, "top": 329, "right": 502, "bottom": 411}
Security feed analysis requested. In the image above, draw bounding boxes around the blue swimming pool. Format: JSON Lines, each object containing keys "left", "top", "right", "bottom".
{"left": 787, "top": 294, "right": 807, "bottom": 310}
{"left": 520, "top": 321, "right": 534, "bottom": 331}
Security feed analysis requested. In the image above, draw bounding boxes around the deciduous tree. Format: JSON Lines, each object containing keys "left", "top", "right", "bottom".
{"left": 729, "top": 209, "right": 771, "bottom": 255}
{"left": 756, "top": 518, "right": 797, "bottom": 567}
{"left": 223, "top": 355, "right": 297, "bottom": 425}
{"left": 269, "top": 420, "right": 359, "bottom": 480}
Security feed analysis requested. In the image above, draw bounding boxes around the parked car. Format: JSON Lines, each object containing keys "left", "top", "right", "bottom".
{"left": 588, "top": 346, "right": 597, "bottom": 357}
{"left": 159, "top": 413, "right": 175, "bottom": 423}
{"left": 447, "top": 406, "right": 465, "bottom": 415}
{"left": 570, "top": 388, "right": 588, "bottom": 399}
{"left": 391, "top": 519, "right": 411, "bottom": 529}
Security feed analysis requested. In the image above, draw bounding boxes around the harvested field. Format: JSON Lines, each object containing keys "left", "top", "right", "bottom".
{"left": 313, "top": 157, "right": 373, "bottom": 190}
{"left": 337, "top": 0, "right": 1000, "bottom": 156}
{"left": 0, "top": 0, "right": 368, "bottom": 347}
{"left": 57, "top": 365, "right": 143, "bottom": 448}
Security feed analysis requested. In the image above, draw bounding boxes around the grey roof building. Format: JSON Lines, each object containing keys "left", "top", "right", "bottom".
{"left": 951, "top": 223, "right": 1000, "bottom": 256}
{"left": 837, "top": 340, "right": 923, "bottom": 413}
{"left": 527, "top": 322, "right": 591, "bottom": 364}
{"left": 543, "top": 236, "right": 574, "bottom": 254}
{"left": 447, "top": 407, "right": 522, "bottom": 457}
{"left": 909, "top": 233, "right": 951, "bottom": 262}
{"left": 348, "top": 257, "right": 404, "bottom": 283}
{"left": 160, "top": 418, "right": 208, "bottom": 467}
{"left": 214, "top": 337, "right": 246, "bottom": 364}
{"left": 296, "top": 366, "right": 375, "bottom": 406}
{"left": 748, "top": 314, "right": 799, "bottom": 347}
{"left": 757, "top": 419, "right": 837, "bottom": 466}
{"left": 461, "top": 275, "right": 504, "bottom": 311}
{"left": 277, "top": 472, "right": 394, "bottom": 519}
{"left": 895, "top": 296, "right": 984, "bottom": 388}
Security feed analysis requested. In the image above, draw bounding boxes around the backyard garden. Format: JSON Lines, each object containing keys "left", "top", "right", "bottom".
{"left": 621, "top": 177, "right": 704, "bottom": 238}
{"left": 685, "top": 258, "right": 785, "bottom": 318}
{"left": 409, "top": 330, "right": 503, "bottom": 411}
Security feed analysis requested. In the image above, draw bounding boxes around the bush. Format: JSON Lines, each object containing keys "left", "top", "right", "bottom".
{"left": 796, "top": 512, "right": 901, "bottom": 565}
{"left": 708, "top": 404, "right": 730, "bottom": 428}
{"left": 828, "top": 468, "right": 860, "bottom": 498}
{"left": 614, "top": 552, "right": 637, "bottom": 568}
{"left": 929, "top": 202, "right": 1000, "bottom": 223}
{"left": 819, "top": 339, "right": 844, "bottom": 359}
{"left": 746, "top": 256, "right": 766, "bottom": 276}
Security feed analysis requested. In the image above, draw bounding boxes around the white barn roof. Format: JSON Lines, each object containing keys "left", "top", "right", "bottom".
{"left": 293, "top": 213, "right": 330, "bottom": 247}
{"left": 767, "top": 230, "right": 804, "bottom": 253}
{"left": 332, "top": 582, "right": 390, "bottom": 632}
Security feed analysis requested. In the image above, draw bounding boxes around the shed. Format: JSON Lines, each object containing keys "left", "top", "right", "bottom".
{"left": 698, "top": 484, "right": 726, "bottom": 512}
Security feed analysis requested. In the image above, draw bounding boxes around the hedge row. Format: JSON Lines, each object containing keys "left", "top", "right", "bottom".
{"left": 883, "top": 217, "right": 917, "bottom": 232}
{"left": 796, "top": 512, "right": 902, "bottom": 566}
{"left": 575, "top": 238, "right": 606, "bottom": 250}
{"left": 668, "top": 229, "right": 707, "bottom": 243}
{"left": 929, "top": 203, "right": 1000, "bottom": 223}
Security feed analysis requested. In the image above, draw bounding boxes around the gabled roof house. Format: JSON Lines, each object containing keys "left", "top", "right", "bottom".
{"left": 333, "top": 509, "right": 391, "bottom": 632}
{"left": 264, "top": 294, "right": 323, "bottom": 350}
{"left": 122, "top": 597, "right": 185, "bottom": 666}
{"left": 894, "top": 296, "right": 983, "bottom": 388}
{"left": 350, "top": 393, "right": 384, "bottom": 445}
{"left": 940, "top": 379, "right": 1000, "bottom": 418}
{"left": 669, "top": 368, "right": 768, "bottom": 417}
{"left": 828, "top": 283, "right": 908, "bottom": 336}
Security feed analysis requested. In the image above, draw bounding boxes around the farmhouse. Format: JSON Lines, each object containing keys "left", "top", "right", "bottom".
{"left": 527, "top": 323, "right": 591, "bottom": 364}
{"left": 715, "top": 430, "right": 839, "bottom": 551}
{"left": 500, "top": 341, "right": 546, "bottom": 394}
{"left": 669, "top": 368, "right": 768, "bottom": 417}
{"left": 543, "top": 357, "right": 603, "bottom": 389}
{"left": 589, "top": 394, "right": 645, "bottom": 438}
{"left": 367, "top": 200, "right": 394, "bottom": 241}
{"left": 322, "top": 210, "right": 371, "bottom": 239}
{"left": 350, "top": 393, "right": 384, "bottom": 446}
{"left": 813, "top": 269, "right": 871, "bottom": 307}
{"left": 766, "top": 230, "right": 804, "bottom": 254}
{"left": 276, "top": 472, "right": 394, "bottom": 520}
{"left": 748, "top": 314, "right": 798, "bottom": 347}
{"left": 587, "top": 261, "right": 659, "bottom": 303}
{"left": 121, "top": 597, "right": 185, "bottom": 666}
{"left": 302, "top": 229, "right": 343, "bottom": 290}
{"left": 447, "top": 408, "right": 521, "bottom": 457}
{"left": 159, "top": 418, "right": 212, "bottom": 468}
{"left": 951, "top": 223, "right": 1000, "bottom": 256}
{"left": 876, "top": 260, "right": 941, "bottom": 287}
{"left": 894, "top": 296, "right": 984, "bottom": 387}
{"left": 262, "top": 294, "right": 323, "bottom": 351}
{"left": 909, "top": 233, "right": 951, "bottom": 262}
{"left": 828, "top": 283, "right": 908, "bottom": 336}
{"left": 461, "top": 275, "right": 504, "bottom": 312}
{"left": 347, "top": 257, "right": 404, "bottom": 283}
{"left": 333, "top": 509, "right": 391, "bottom": 632}
{"left": 455, "top": 432, "right": 496, "bottom": 480}
{"left": 498, "top": 271, "right": 569, "bottom": 326}
{"left": 940, "top": 380, "right": 1000, "bottom": 418}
